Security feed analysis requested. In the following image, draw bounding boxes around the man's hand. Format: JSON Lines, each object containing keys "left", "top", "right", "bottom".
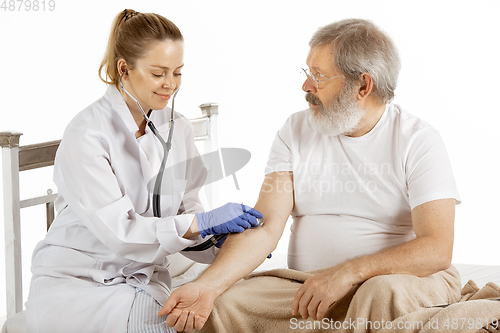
{"left": 159, "top": 282, "right": 218, "bottom": 332}
{"left": 291, "top": 262, "right": 361, "bottom": 321}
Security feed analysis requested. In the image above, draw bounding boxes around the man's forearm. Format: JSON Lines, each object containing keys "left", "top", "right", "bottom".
{"left": 348, "top": 198, "right": 455, "bottom": 285}
{"left": 195, "top": 224, "right": 281, "bottom": 294}
{"left": 348, "top": 234, "right": 453, "bottom": 286}
{"left": 193, "top": 172, "right": 294, "bottom": 295}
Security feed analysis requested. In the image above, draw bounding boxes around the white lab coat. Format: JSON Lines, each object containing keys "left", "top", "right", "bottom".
{"left": 26, "top": 86, "right": 218, "bottom": 333}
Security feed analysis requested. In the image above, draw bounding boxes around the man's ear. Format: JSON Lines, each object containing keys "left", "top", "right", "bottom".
{"left": 357, "top": 73, "right": 374, "bottom": 101}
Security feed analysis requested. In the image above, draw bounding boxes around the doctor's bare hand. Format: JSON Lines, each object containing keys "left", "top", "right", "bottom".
{"left": 291, "top": 262, "right": 361, "bottom": 321}
{"left": 159, "top": 282, "right": 218, "bottom": 332}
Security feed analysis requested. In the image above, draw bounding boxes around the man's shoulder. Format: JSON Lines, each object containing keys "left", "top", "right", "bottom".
{"left": 284, "top": 109, "right": 308, "bottom": 123}
{"left": 388, "top": 104, "right": 439, "bottom": 137}
{"left": 280, "top": 109, "right": 309, "bottom": 131}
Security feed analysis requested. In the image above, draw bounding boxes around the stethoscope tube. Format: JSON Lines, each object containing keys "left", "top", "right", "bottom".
{"left": 119, "top": 73, "right": 175, "bottom": 217}
{"left": 150, "top": 120, "right": 173, "bottom": 217}
{"left": 119, "top": 73, "right": 223, "bottom": 252}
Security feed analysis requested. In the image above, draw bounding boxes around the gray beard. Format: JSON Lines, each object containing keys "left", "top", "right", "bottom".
{"left": 306, "top": 87, "right": 366, "bottom": 136}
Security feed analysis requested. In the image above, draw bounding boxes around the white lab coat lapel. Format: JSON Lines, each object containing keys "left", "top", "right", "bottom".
{"left": 105, "top": 86, "right": 158, "bottom": 215}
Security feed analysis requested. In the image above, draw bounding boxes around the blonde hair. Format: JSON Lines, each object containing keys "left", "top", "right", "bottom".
{"left": 99, "top": 9, "right": 183, "bottom": 89}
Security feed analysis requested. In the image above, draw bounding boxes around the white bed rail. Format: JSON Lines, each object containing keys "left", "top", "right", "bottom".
{"left": 1, "top": 131, "right": 24, "bottom": 318}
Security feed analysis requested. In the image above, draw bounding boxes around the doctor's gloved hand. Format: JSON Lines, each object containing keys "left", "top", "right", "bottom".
{"left": 196, "top": 203, "right": 263, "bottom": 238}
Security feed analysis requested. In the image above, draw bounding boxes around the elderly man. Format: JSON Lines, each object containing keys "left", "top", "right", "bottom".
{"left": 160, "top": 18, "right": 461, "bottom": 332}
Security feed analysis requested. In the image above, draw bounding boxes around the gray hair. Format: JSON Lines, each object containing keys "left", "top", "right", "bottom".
{"left": 310, "top": 19, "right": 400, "bottom": 104}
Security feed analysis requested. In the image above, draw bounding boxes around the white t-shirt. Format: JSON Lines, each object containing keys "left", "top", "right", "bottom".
{"left": 265, "top": 104, "right": 460, "bottom": 271}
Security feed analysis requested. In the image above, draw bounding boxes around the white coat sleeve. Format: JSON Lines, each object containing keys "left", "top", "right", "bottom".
{"left": 56, "top": 126, "right": 202, "bottom": 263}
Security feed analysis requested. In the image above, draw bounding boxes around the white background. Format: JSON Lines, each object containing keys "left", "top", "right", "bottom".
{"left": 1, "top": 0, "right": 499, "bottom": 319}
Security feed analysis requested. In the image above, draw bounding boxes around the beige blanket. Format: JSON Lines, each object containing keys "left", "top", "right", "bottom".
{"left": 199, "top": 268, "right": 500, "bottom": 333}
{"left": 378, "top": 280, "right": 500, "bottom": 333}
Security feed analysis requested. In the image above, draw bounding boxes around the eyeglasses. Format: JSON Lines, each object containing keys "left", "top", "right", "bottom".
{"left": 301, "top": 68, "right": 344, "bottom": 89}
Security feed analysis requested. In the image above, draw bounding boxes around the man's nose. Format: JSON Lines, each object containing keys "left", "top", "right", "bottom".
{"left": 302, "top": 77, "right": 316, "bottom": 93}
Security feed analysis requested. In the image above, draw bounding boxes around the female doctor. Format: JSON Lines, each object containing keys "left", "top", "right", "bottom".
{"left": 26, "top": 9, "right": 261, "bottom": 333}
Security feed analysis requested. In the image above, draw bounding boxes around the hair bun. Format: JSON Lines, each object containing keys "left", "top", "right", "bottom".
{"left": 123, "top": 9, "right": 139, "bottom": 21}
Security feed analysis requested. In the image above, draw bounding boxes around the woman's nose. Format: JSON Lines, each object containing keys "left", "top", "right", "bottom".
{"left": 162, "top": 74, "right": 176, "bottom": 90}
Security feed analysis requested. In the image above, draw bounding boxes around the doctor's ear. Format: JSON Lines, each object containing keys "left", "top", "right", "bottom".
{"left": 117, "top": 59, "right": 129, "bottom": 76}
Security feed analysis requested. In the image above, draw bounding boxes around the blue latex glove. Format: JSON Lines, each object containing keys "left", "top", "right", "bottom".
{"left": 196, "top": 203, "right": 263, "bottom": 238}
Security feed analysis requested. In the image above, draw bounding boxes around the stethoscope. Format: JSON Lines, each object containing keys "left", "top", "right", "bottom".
{"left": 119, "top": 72, "right": 224, "bottom": 252}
